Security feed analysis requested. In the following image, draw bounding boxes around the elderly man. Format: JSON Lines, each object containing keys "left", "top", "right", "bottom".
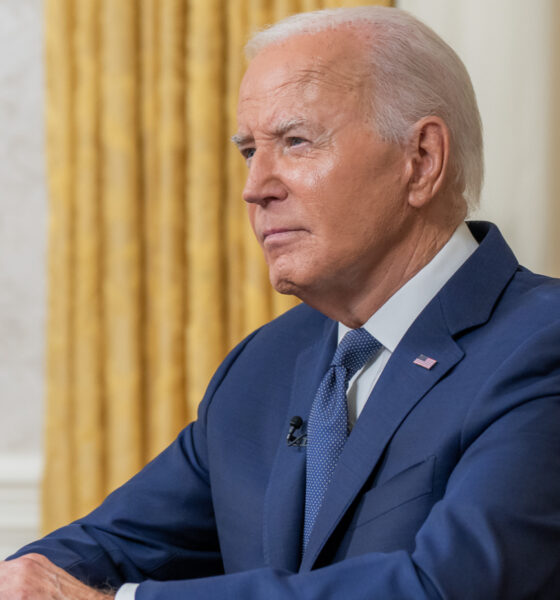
{"left": 3, "top": 6, "right": 560, "bottom": 600}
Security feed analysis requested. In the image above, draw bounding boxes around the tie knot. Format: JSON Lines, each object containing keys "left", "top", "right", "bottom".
{"left": 332, "top": 328, "right": 383, "bottom": 382}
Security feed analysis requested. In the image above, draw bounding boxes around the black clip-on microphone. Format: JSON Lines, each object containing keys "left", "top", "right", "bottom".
{"left": 286, "top": 415, "right": 307, "bottom": 447}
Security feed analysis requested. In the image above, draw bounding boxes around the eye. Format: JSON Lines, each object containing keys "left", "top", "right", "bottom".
{"left": 241, "top": 147, "right": 256, "bottom": 162}
{"left": 286, "top": 136, "right": 306, "bottom": 147}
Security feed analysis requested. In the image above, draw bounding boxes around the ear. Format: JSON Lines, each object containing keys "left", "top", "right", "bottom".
{"left": 405, "top": 116, "right": 450, "bottom": 208}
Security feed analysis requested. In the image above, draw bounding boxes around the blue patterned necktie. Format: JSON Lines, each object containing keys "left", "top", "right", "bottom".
{"left": 303, "top": 328, "right": 383, "bottom": 553}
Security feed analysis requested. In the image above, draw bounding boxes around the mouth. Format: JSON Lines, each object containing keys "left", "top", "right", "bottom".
{"left": 262, "top": 228, "right": 306, "bottom": 245}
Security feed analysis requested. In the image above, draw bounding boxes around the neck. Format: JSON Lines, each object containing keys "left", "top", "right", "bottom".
{"left": 300, "top": 217, "right": 461, "bottom": 328}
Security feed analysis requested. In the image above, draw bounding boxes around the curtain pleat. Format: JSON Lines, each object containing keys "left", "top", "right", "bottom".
{"left": 225, "top": 0, "right": 250, "bottom": 347}
{"left": 100, "top": 1, "right": 145, "bottom": 492}
{"left": 274, "top": 1, "right": 300, "bottom": 20}
{"left": 73, "top": 0, "right": 104, "bottom": 518}
{"left": 186, "top": 0, "right": 227, "bottom": 418}
{"left": 146, "top": 0, "right": 188, "bottom": 459}
{"left": 140, "top": 0, "right": 162, "bottom": 460}
{"left": 43, "top": 0, "right": 390, "bottom": 533}
{"left": 44, "top": 0, "right": 75, "bottom": 532}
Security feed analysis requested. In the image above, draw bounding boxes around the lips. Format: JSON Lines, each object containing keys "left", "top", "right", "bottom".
{"left": 262, "top": 228, "right": 306, "bottom": 244}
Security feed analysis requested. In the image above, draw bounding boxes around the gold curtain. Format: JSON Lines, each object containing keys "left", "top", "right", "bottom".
{"left": 43, "top": 0, "right": 391, "bottom": 533}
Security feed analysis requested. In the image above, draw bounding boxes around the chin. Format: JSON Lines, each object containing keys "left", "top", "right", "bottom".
{"left": 268, "top": 255, "right": 318, "bottom": 299}
{"left": 270, "top": 273, "right": 299, "bottom": 296}
{"left": 269, "top": 265, "right": 304, "bottom": 297}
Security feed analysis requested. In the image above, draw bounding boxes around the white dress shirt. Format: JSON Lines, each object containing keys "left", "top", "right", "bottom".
{"left": 115, "top": 222, "right": 478, "bottom": 600}
{"left": 341, "top": 221, "right": 478, "bottom": 427}
{"left": 116, "top": 582, "right": 139, "bottom": 599}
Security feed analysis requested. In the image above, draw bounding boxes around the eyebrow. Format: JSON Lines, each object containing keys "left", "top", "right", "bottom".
{"left": 231, "top": 132, "right": 250, "bottom": 148}
{"left": 231, "top": 118, "right": 308, "bottom": 149}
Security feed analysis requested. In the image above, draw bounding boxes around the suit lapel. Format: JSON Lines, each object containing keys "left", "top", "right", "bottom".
{"left": 300, "top": 299, "right": 463, "bottom": 570}
{"left": 263, "top": 319, "right": 337, "bottom": 572}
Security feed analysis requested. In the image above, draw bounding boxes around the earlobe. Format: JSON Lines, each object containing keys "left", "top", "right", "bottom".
{"left": 406, "top": 117, "right": 449, "bottom": 208}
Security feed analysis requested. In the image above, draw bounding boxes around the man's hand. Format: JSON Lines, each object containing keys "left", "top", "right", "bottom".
{"left": 0, "top": 553, "right": 115, "bottom": 599}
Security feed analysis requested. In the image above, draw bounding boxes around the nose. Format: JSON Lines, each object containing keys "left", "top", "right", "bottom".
{"left": 242, "top": 150, "right": 288, "bottom": 206}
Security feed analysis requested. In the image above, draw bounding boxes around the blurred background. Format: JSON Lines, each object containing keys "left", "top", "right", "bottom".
{"left": 1, "top": 0, "right": 559, "bottom": 557}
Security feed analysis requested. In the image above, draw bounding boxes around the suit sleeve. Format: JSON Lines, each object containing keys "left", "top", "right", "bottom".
{"left": 8, "top": 331, "right": 260, "bottom": 590}
{"left": 11, "top": 323, "right": 560, "bottom": 598}
{"left": 132, "top": 323, "right": 560, "bottom": 599}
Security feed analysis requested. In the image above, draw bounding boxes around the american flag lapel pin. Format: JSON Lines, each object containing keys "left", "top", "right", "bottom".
{"left": 413, "top": 354, "right": 437, "bottom": 370}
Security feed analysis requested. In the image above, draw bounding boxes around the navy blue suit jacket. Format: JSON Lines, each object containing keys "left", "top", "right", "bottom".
{"left": 13, "top": 222, "right": 560, "bottom": 598}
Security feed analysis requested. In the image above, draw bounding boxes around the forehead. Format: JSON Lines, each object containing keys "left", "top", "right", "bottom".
{"left": 237, "top": 29, "right": 371, "bottom": 123}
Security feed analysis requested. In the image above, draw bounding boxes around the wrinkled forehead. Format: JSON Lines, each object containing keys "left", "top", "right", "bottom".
{"left": 238, "top": 29, "right": 372, "bottom": 109}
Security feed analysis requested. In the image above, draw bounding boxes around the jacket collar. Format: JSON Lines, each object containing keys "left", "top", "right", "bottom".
{"left": 439, "top": 221, "right": 518, "bottom": 336}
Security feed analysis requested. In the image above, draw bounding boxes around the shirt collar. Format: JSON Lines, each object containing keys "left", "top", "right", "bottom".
{"left": 339, "top": 222, "right": 478, "bottom": 351}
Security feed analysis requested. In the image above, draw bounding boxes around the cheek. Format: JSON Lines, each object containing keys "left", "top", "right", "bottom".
{"left": 285, "top": 154, "right": 339, "bottom": 198}
{"left": 281, "top": 164, "right": 344, "bottom": 235}
{"left": 246, "top": 204, "right": 259, "bottom": 235}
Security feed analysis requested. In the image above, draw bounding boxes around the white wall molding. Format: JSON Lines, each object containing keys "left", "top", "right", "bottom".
{"left": 0, "top": 454, "right": 42, "bottom": 559}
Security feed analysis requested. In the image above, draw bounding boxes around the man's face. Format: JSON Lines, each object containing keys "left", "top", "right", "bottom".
{"left": 235, "top": 30, "right": 412, "bottom": 306}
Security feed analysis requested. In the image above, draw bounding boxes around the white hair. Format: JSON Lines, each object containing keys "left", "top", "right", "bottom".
{"left": 246, "top": 7, "right": 484, "bottom": 211}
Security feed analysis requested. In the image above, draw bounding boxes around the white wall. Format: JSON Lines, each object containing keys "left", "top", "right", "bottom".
{"left": 0, "top": 0, "right": 45, "bottom": 555}
{"left": 398, "top": 0, "right": 560, "bottom": 276}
